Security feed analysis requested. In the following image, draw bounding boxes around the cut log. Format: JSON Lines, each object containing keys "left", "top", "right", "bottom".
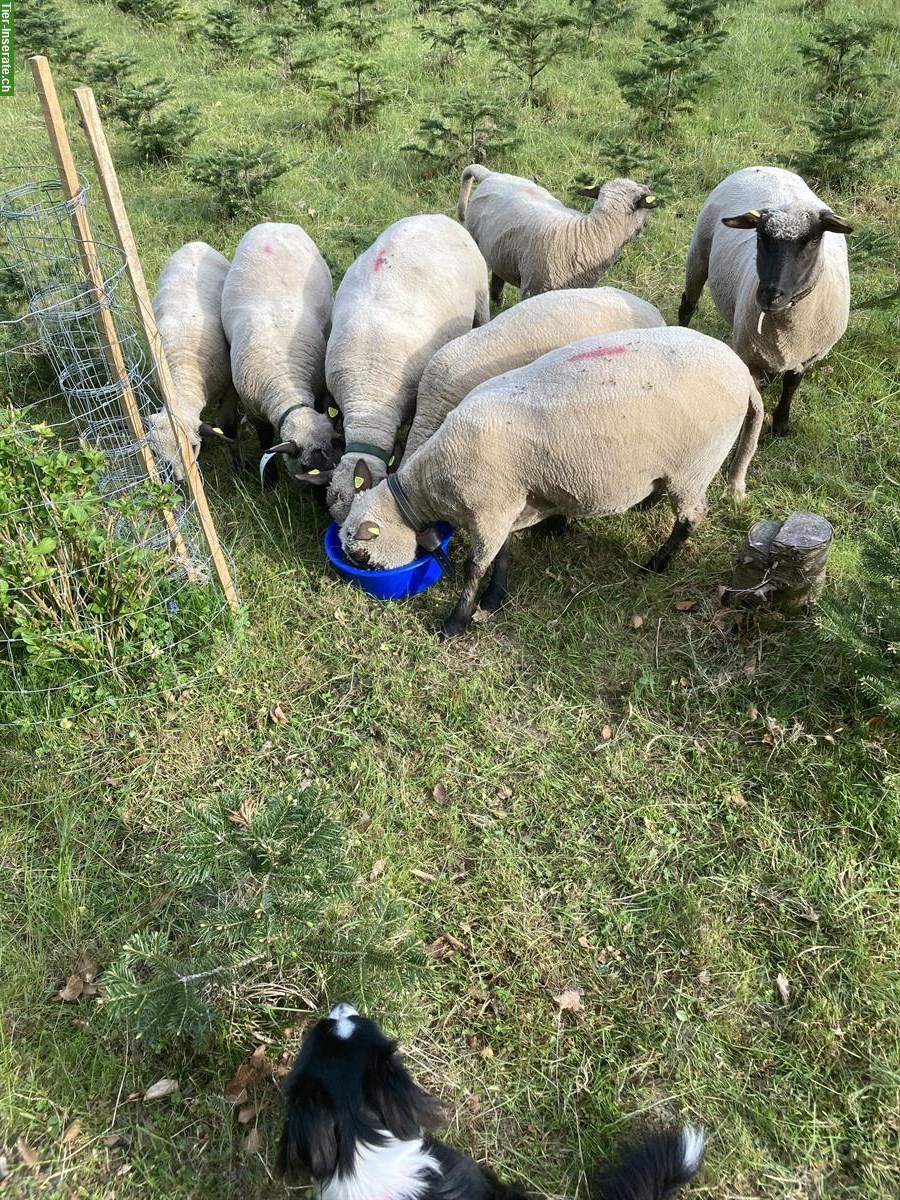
{"left": 728, "top": 512, "right": 834, "bottom": 610}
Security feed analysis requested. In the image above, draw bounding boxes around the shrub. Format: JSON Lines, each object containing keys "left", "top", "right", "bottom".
{"left": 0, "top": 414, "right": 220, "bottom": 720}
{"left": 797, "top": 98, "right": 888, "bottom": 188}
{"left": 571, "top": 0, "right": 636, "bottom": 38}
{"left": 102, "top": 789, "right": 421, "bottom": 1048}
{"left": 418, "top": 0, "right": 474, "bottom": 75}
{"left": 202, "top": 3, "right": 256, "bottom": 56}
{"left": 818, "top": 504, "right": 900, "bottom": 722}
{"left": 799, "top": 18, "right": 880, "bottom": 97}
{"left": 480, "top": 2, "right": 577, "bottom": 102}
{"left": 330, "top": 0, "right": 388, "bottom": 51}
{"left": 596, "top": 136, "right": 672, "bottom": 191}
{"left": 317, "top": 52, "right": 394, "bottom": 127}
{"left": 188, "top": 147, "right": 294, "bottom": 217}
{"left": 87, "top": 51, "right": 138, "bottom": 103}
{"left": 110, "top": 80, "right": 200, "bottom": 162}
{"left": 402, "top": 90, "right": 519, "bottom": 173}
{"left": 268, "top": 24, "right": 321, "bottom": 81}
{"left": 114, "top": 0, "right": 186, "bottom": 24}
{"left": 17, "top": 0, "right": 96, "bottom": 66}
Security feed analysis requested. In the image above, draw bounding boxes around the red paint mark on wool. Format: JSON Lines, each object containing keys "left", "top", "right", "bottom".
{"left": 372, "top": 248, "right": 388, "bottom": 273}
{"left": 567, "top": 344, "right": 628, "bottom": 362}
{"left": 263, "top": 243, "right": 273, "bottom": 255}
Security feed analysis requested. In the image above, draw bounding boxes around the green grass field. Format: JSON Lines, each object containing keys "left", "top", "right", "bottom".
{"left": 2, "top": 0, "right": 900, "bottom": 1195}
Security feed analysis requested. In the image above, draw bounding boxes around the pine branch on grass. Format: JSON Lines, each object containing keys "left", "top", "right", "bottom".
{"left": 188, "top": 147, "right": 294, "bottom": 217}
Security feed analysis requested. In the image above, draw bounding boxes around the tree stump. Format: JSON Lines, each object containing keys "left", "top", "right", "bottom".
{"left": 728, "top": 512, "right": 834, "bottom": 610}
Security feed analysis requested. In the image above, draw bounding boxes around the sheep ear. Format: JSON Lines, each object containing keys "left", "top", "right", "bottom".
{"left": 636, "top": 192, "right": 659, "bottom": 210}
{"left": 722, "top": 210, "right": 763, "bottom": 229}
{"left": 820, "top": 210, "right": 853, "bottom": 236}
{"left": 355, "top": 522, "right": 380, "bottom": 541}
{"left": 198, "top": 421, "right": 236, "bottom": 443}
{"left": 353, "top": 459, "right": 373, "bottom": 492}
{"left": 572, "top": 184, "right": 601, "bottom": 199}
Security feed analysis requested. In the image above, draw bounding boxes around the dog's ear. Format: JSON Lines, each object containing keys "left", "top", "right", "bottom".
{"left": 364, "top": 1042, "right": 444, "bottom": 1139}
{"left": 277, "top": 1079, "right": 339, "bottom": 1183}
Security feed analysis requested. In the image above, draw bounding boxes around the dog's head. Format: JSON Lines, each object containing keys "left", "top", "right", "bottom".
{"left": 277, "top": 1003, "right": 444, "bottom": 1184}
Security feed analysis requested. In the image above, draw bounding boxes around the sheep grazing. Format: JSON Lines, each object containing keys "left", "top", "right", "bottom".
{"left": 340, "top": 326, "right": 763, "bottom": 638}
{"left": 678, "top": 165, "right": 853, "bottom": 437}
{"left": 304, "top": 214, "right": 489, "bottom": 523}
{"left": 405, "top": 286, "right": 665, "bottom": 458}
{"left": 221, "top": 222, "right": 334, "bottom": 487}
{"left": 457, "top": 164, "right": 658, "bottom": 303}
{"left": 148, "top": 242, "right": 238, "bottom": 480}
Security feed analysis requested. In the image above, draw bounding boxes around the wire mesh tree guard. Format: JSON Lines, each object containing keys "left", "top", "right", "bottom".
{"left": 0, "top": 157, "right": 238, "bottom": 728}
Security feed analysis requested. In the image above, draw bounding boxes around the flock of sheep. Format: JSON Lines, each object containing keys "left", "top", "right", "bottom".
{"left": 149, "top": 162, "right": 852, "bottom": 636}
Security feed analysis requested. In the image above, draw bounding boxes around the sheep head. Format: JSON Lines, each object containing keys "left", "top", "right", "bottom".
{"left": 340, "top": 483, "right": 418, "bottom": 570}
{"left": 147, "top": 410, "right": 200, "bottom": 482}
{"left": 273, "top": 405, "right": 340, "bottom": 483}
{"left": 328, "top": 453, "right": 387, "bottom": 524}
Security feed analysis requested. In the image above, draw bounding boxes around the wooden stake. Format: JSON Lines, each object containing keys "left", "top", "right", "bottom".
{"left": 728, "top": 512, "right": 834, "bottom": 610}
{"left": 28, "top": 55, "right": 193, "bottom": 569}
{"left": 72, "top": 84, "right": 239, "bottom": 612}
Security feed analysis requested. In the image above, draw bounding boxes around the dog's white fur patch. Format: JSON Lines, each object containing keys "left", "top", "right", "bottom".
{"left": 680, "top": 1126, "right": 707, "bottom": 1175}
{"left": 329, "top": 1002, "right": 359, "bottom": 1040}
{"left": 320, "top": 1134, "right": 441, "bottom": 1200}
{"left": 763, "top": 207, "right": 814, "bottom": 240}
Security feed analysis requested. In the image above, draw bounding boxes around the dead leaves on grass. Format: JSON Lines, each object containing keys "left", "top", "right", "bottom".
{"left": 775, "top": 972, "right": 792, "bottom": 1005}
{"left": 553, "top": 988, "right": 585, "bottom": 1017}
{"left": 57, "top": 953, "right": 100, "bottom": 1003}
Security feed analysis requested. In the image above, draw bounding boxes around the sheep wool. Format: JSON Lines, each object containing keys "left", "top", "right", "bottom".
{"left": 340, "top": 326, "right": 763, "bottom": 636}
{"left": 457, "top": 165, "right": 657, "bottom": 301}
{"left": 679, "top": 165, "right": 852, "bottom": 436}
{"left": 405, "top": 286, "right": 665, "bottom": 457}
{"left": 148, "top": 241, "right": 236, "bottom": 479}
{"left": 221, "top": 221, "right": 334, "bottom": 474}
{"left": 324, "top": 213, "right": 489, "bottom": 523}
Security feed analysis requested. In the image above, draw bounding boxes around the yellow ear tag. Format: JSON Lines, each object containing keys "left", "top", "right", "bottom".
{"left": 308, "top": 468, "right": 320, "bottom": 476}
{"left": 645, "top": 195, "right": 656, "bottom": 204}
{"left": 212, "top": 426, "right": 224, "bottom": 435}
{"left": 354, "top": 475, "right": 365, "bottom": 489}
{"left": 368, "top": 526, "right": 380, "bottom": 537}
{"left": 748, "top": 209, "right": 760, "bottom": 218}
{"left": 328, "top": 406, "right": 338, "bottom": 418}
{"left": 388, "top": 456, "right": 395, "bottom": 467}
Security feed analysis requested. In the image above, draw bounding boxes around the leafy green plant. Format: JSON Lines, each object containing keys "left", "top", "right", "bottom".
{"left": 330, "top": 0, "right": 388, "bottom": 51}
{"left": 110, "top": 80, "right": 200, "bottom": 162}
{"left": 268, "top": 25, "right": 321, "bottom": 81}
{"left": 571, "top": 0, "right": 636, "bottom": 38}
{"left": 418, "top": 0, "right": 474, "bottom": 75}
{"left": 188, "top": 146, "right": 293, "bottom": 217}
{"left": 480, "top": 2, "right": 577, "bottom": 101}
{"left": 402, "top": 90, "right": 519, "bottom": 173}
{"left": 87, "top": 51, "right": 138, "bottom": 103}
{"left": 114, "top": 0, "right": 186, "bottom": 24}
{"left": 102, "top": 790, "right": 421, "bottom": 1047}
{"left": 0, "top": 413, "right": 220, "bottom": 718}
{"left": 202, "top": 3, "right": 256, "bottom": 56}
{"left": 799, "top": 18, "right": 880, "bottom": 97}
{"left": 317, "top": 52, "right": 394, "bottom": 127}
{"left": 17, "top": 0, "right": 96, "bottom": 66}
{"left": 797, "top": 97, "right": 889, "bottom": 188}
{"left": 818, "top": 504, "right": 900, "bottom": 721}
{"left": 596, "top": 136, "right": 672, "bottom": 191}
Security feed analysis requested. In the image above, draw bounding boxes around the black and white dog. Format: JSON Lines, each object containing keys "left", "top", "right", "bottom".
{"left": 278, "top": 1002, "right": 706, "bottom": 1200}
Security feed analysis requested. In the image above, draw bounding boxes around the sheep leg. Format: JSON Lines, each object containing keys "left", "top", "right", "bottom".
{"left": 678, "top": 249, "right": 709, "bottom": 326}
{"left": 215, "top": 385, "right": 242, "bottom": 473}
{"left": 253, "top": 418, "right": 279, "bottom": 491}
{"left": 772, "top": 369, "right": 803, "bottom": 438}
{"left": 476, "top": 534, "right": 513, "bottom": 616}
{"left": 632, "top": 477, "right": 666, "bottom": 511}
{"left": 474, "top": 288, "right": 491, "bottom": 327}
{"left": 641, "top": 493, "right": 706, "bottom": 573}
{"left": 489, "top": 272, "right": 506, "bottom": 305}
{"left": 442, "top": 526, "right": 512, "bottom": 638}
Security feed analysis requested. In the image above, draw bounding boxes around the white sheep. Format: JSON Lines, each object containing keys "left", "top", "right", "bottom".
{"left": 457, "top": 165, "right": 658, "bottom": 303}
{"left": 221, "top": 221, "right": 334, "bottom": 486}
{"left": 339, "top": 326, "right": 763, "bottom": 637}
{"left": 678, "top": 165, "right": 853, "bottom": 436}
{"left": 405, "top": 286, "right": 665, "bottom": 458}
{"left": 148, "top": 242, "right": 238, "bottom": 479}
{"left": 305, "top": 214, "right": 489, "bottom": 523}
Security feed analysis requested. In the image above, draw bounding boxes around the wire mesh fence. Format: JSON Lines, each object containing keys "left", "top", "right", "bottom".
{"left": 0, "top": 167, "right": 237, "bottom": 729}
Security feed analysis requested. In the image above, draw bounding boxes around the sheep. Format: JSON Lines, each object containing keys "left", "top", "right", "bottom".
{"left": 678, "top": 165, "right": 853, "bottom": 437}
{"left": 339, "top": 326, "right": 763, "bottom": 638}
{"left": 405, "top": 286, "right": 665, "bottom": 458}
{"left": 220, "top": 222, "right": 334, "bottom": 487}
{"left": 299, "top": 214, "right": 489, "bottom": 523}
{"left": 457, "top": 164, "right": 658, "bottom": 303}
{"left": 147, "top": 242, "right": 239, "bottom": 479}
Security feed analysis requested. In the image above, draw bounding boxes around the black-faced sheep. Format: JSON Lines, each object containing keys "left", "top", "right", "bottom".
{"left": 340, "top": 326, "right": 763, "bottom": 637}
{"left": 457, "top": 165, "right": 658, "bottom": 302}
{"left": 678, "top": 166, "right": 852, "bottom": 436}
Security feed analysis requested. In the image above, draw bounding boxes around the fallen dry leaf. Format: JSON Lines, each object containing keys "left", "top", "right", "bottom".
{"left": 775, "top": 972, "right": 791, "bottom": 1004}
{"left": 577, "top": 935, "right": 592, "bottom": 949}
{"left": 727, "top": 792, "right": 747, "bottom": 807}
{"left": 432, "top": 783, "right": 447, "bottom": 805}
{"left": 370, "top": 859, "right": 385, "bottom": 881}
{"left": 16, "top": 1139, "right": 39, "bottom": 1169}
{"left": 237, "top": 1105, "right": 256, "bottom": 1125}
{"left": 630, "top": 614, "right": 644, "bottom": 629}
{"left": 269, "top": 703, "right": 288, "bottom": 726}
{"left": 0, "top": 1155, "right": 8, "bottom": 1182}
{"left": 600, "top": 724, "right": 612, "bottom": 741}
{"left": 553, "top": 988, "right": 584, "bottom": 1014}
{"left": 60, "top": 1120, "right": 82, "bottom": 1146}
{"left": 245, "top": 1127, "right": 262, "bottom": 1154}
{"left": 143, "top": 1078, "right": 179, "bottom": 1102}
{"left": 674, "top": 599, "right": 699, "bottom": 612}
{"left": 697, "top": 969, "right": 711, "bottom": 987}
{"left": 58, "top": 975, "right": 84, "bottom": 1003}
{"left": 74, "top": 953, "right": 98, "bottom": 983}
{"left": 357, "top": 812, "right": 372, "bottom": 833}
{"left": 410, "top": 869, "right": 436, "bottom": 883}
{"left": 227, "top": 795, "right": 259, "bottom": 828}
{"left": 114, "top": 1163, "right": 132, "bottom": 1179}
{"left": 496, "top": 783, "right": 513, "bottom": 800}
{"left": 479, "top": 1046, "right": 494, "bottom": 1059}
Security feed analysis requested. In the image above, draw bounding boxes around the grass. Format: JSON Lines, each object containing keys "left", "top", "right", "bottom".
{"left": 1, "top": 0, "right": 900, "bottom": 1196}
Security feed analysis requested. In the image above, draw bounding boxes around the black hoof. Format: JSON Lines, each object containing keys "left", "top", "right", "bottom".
{"left": 771, "top": 421, "right": 790, "bottom": 438}
{"left": 440, "top": 618, "right": 469, "bottom": 639}
{"left": 640, "top": 552, "right": 672, "bottom": 574}
{"left": 476, "top": 589, "right": 506, "bottom": 617}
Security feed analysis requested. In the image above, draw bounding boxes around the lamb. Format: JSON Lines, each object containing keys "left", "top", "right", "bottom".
{"left": 678, "top": 165, "right": 853, "bottom": 437}
{"left": 457, "top": 164, "right": 658, "bottom": 303}
{"left": 339, "top": 326, "right": 763, "bottom": 638}
{"left": 299, "top": 214, "right": 489, "bottom": 523}
{"left": 220, "top": 222, "right": 334, "bottom": 487}
{"left": 147, "top": 242, "right": 239, "bottom": 479}
{"left": 405, "top": 286, "right": 665, "bottom": 458}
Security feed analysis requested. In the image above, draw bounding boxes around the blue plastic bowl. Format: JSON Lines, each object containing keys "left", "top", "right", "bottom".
{"left": 323, "top": 521, "right": 454, "bottom": 600}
